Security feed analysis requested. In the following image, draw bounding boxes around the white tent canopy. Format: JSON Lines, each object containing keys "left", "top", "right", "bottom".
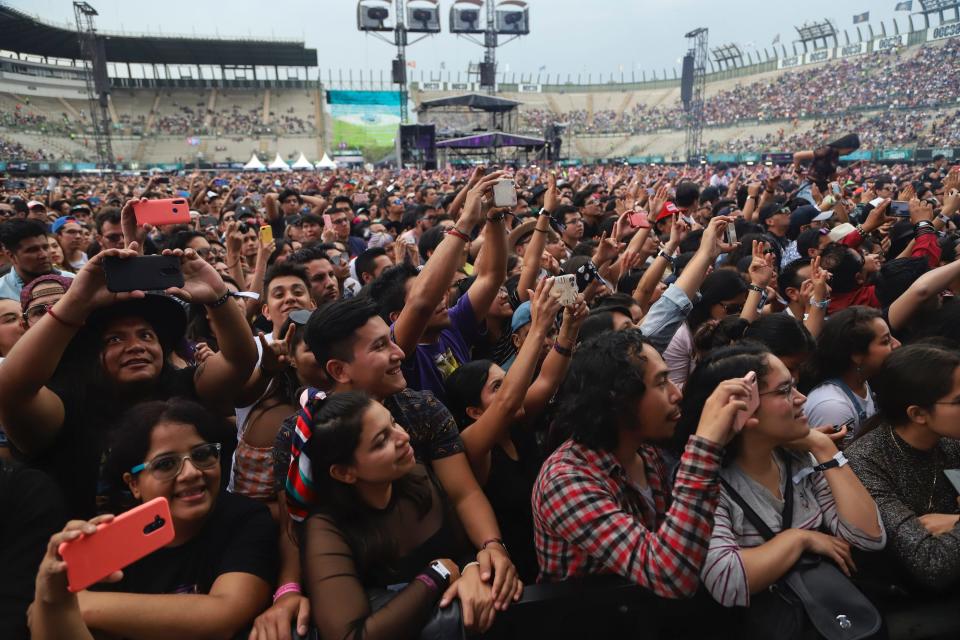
{"left": 242, "top": 153, "right": 266, "bottom": 171}
{"left": 315, "top": 153, "right": 337, "bottom": 170}
{"left": 267, "top": 153, "right": 290, "bottom": 171}
{"left": 291, "top": 152, "right": 314, "bottom": 170}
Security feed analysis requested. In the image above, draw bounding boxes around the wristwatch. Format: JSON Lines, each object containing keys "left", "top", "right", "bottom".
{"left": 747, "top": 284, "right": 765, "bottom": 294}
{"left": 538, "top": 207, "right": 552, "bottom": 217}
{"left": 657, "top": 249, "right": 675, "bottom": 265}
{"left": 429, "top": 560, "right": 452, "bottom": 588}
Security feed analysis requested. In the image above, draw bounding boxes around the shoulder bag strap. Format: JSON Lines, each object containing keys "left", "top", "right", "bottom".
{"left": 719, "top": 452, "right": 795, "bottom": 541}
{"left": 824, "top": 378, "right": 868, "bottom": 424}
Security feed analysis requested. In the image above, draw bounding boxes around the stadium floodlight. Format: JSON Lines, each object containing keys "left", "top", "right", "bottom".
{"left": 450, "top": 0, "right": 484, "bottom": 34}
{"left": 495, "top": 0, "right": 529, "bottom": 35}
{"left": 919, "top": 0, "right": 960, "bottom": 12}
{"left": 407, "top": 0, "right": 441, "bottom": 33}
{"left": 357, "top": 0, "right": 393, "bottom": 31}
{"left": 711, "top": 43, "right": 744, "bottom": 70}
{"left": 795, "top": 19, "right": 838, "bottom": 50}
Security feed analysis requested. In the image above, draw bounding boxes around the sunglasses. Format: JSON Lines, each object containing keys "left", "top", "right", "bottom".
{"left": 130, "top": 442, "right": 221, "bottom": 482}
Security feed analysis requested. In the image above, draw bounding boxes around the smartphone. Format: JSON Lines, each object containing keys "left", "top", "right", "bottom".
{"left": 549, "top": 274, "right": 579, "bottom": 307}
{"left": 259, "top": 225, "right": 273, "bottom": 246}
{"left": 725, "top": 223, "right": 738, "bottom": 245}
{"left": 132, "top": 198, "right": 191, "bottom": 226}
{"left": 322, "top": 213, "right": 333, "bottom": 229}
{"left": 493, "top": 179, "right": 518, "bottom": 208}
{"left": 869, "top": 197, "right": 886, "bottom": 208}
{"left": 890, "top": 200, "right": 911, "bottom": 217}
{"left": 199, "top": 215, "right": 218, "bottom": 227}
{"left": 733, "top": 371, "right": 760, "bottom": 433}
{"left": 153, "top": 176, "right": 170, "bottom": 184}
{"left": 831, "top": 182, "right": 841, "bottom": 195}
{"left": 628, "top": 210, "right": 650, "bottom": 229}
{"left": 58, "top": 497, "right": 175, "bottom": 592}
{"left": 944, "top": 469, "right": 960, "bottom": 495}
{"left": 104, "top": 255, "right": 184, "bottom": 293}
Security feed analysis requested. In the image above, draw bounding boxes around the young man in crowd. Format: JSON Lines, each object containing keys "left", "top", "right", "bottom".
{"left": 287, "top": 245, "right": 340, "bottom": 306}
{"left": 0, "top": 219, "right": 75, "bottom": 300}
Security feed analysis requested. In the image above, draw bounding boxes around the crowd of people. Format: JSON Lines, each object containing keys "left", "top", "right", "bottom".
{"left": 517, "top": 39, "right": 960, "bottom": 145}
{"left": 1, "top": 138, "right": 960, "bottom": 639}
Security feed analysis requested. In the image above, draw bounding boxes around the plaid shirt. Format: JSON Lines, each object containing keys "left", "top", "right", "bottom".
{"left": 532, "top": 435, "right": 723, "bottom": 598}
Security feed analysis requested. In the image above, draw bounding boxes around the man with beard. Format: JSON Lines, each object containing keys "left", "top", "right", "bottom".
{"left": 0, "top": 219, "right": 74, "bottom": 301}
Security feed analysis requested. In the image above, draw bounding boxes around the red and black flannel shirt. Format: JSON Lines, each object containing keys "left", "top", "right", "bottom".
{"left": 532, "top": 435, "right": 723, "bottom": 598}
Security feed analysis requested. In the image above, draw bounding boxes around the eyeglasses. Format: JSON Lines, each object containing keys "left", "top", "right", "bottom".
{"left": 102, "top": 233, "right": 124, "bottom": 243}
{"left": 24, "top": 303, "right": 53, "bottom": 324}
{"left": 130, "top": 443, "right": 221, "bottom": 481}
{"left": 759, "top": 380, "right": 796, "bottom": 398}
{"left": 331, "top": 217, "right": 350, "bottom": 225}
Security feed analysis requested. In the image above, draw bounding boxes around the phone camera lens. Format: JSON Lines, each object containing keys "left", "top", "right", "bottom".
{"left": 172, "top": 208, "right": 178, "bottom": 213}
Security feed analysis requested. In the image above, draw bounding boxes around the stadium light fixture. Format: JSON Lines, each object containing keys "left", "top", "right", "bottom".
{"left": 357, "top": 0, "right": 393, "bottom": 32}
{"left": 795, "top": 19, "right": 838, "bottom": 51}
{"left": 450, "top": 0, "right": 484, "bottom": 34}
{"left": 407, "top": 0, "right": 441, "bottom": 34}
{"left": 495, "top": 0, "right": 529, "bottom": 35}
{"left": 711, "top": 43, "right": 744, "bottom": 70}
{"left": 919, "top": 0, "right": 960, "bottom": 11}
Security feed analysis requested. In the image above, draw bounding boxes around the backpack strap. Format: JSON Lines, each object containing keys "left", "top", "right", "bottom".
{"left": 824, "top": 378, "right": 868, "bottom": 425}
{"left": 719, "top": 452, "right": 794, "bottom": 541}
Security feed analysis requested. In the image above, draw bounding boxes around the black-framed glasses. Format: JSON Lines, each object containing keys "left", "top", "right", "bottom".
{"left": 130, "top": 443, "right": 221, "bottom": 481}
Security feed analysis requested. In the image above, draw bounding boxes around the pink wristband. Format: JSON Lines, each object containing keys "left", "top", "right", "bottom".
{"left": 273, "top": 582, "right": 302, "bottom": 602}
{"left": 416, "top": 574, "right": 438, "bottom": 592}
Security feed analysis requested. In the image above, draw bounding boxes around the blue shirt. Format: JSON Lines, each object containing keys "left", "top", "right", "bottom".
{"left": 0, "top": 268, "right": 74, "bottom": 302}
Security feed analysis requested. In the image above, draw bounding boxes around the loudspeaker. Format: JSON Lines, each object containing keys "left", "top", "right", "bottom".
{"left": 392, "top": 58, "right": 406, "bottom": 85}
{"left": 479, "top": 62, "right": 496, "bottom": 88}
{"left": 398, "top": 124, "right": 436, "bottom": 169}
{"left": 680, "top": 54, "right": 694, "bottom": 109}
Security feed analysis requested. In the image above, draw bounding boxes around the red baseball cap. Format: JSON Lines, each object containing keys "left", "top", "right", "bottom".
{"left": 656, "top": 201, "right": 679, "bottom": 222}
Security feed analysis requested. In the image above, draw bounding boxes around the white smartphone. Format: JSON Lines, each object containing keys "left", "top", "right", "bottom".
{"left": 725, "top": 223, "right": 738, "bottom": 245}
{"left": 493, "top": 179, "right": 518, "bottom": 208}
{"left": 550, "top": 274, "right": 578, "bottom": 307}
{"left": 869, "top": 197, "right": 886, "bottom": 208}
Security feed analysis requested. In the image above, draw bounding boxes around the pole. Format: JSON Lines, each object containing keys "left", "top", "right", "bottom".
{"left": 484, "top": 0, "right": 497, "bottom": 94}
{"left": 394, "top": 0, "right": 408, "bottom": 122}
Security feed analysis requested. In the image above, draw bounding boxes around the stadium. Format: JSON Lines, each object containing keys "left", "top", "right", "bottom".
{"left": 1, "top": 1, "right": 959, "bottom": 171}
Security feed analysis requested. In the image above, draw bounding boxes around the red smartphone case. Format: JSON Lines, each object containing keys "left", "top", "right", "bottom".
{"left": 132, "top": 198, "right": 191, "bottom": 226}
{"left": 733, "top": 371, "right": 760, "bottom": 433}
{"left": 58, "top": 497, "right": 175, "bottom": 592}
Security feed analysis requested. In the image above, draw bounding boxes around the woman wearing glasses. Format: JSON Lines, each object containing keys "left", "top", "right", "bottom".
{"left": 676, "top": 344, "right": 884, "bottom": 619}
{"left": 30, "top": 399, "right": 278, "bottom": 640}
{"left": 846, "top": 343, "right": 960, "bottom": 592}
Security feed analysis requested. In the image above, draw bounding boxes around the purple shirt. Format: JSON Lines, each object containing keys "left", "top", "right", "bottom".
{"left": 399, "top": 293, "right": 480, "bottom": 405}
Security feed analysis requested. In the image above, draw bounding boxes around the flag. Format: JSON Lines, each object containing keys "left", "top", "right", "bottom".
{"left": 439, "top": 61, "right": 445, "bottom": 70}
{"left": 538, "top": 64, "right": 547, "bottom": 72}
{"left": 895, "top": 1, "right": 912, "bottom": 10}
{"left": 407, "top": 60, "right": 416, "bottom": 68}
{"left": 853, "top": 11, "right": 869, "bottom": 23}
{"left": 772, "top": 34, "right": 780, "bottom": 44}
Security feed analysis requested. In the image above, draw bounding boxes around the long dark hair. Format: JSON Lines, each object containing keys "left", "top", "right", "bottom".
{"left": 806, "top": 306, "right": 882, "bottom": 389}
{"left": 300, "top": 392, "right": 432, "bottom": 576}
{"left": 868, "top": 342, "right": 960, "bottom": 432}
{"left": 687, "top": 269, "right": 748, "bottom": 333}
{"left": 444, "top": 359, "right": 493, "bottom": 429}
{"left": 675, "top": 343, "right": 771, "bottom": 465}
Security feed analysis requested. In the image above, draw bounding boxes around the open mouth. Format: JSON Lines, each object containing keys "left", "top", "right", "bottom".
{"left": 668, "top": 409, "right": 682, "bottom": 422}
{"left": 174, "top": 486, "right": 206, "bottom": 501}
{"left": 123, "top": 358, "right": 152, "bottom": 368}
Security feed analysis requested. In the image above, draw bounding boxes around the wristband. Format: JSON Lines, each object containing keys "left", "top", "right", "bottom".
{"left": 553, "top": 341, "right": 573, "bottom": 357}
{"left": 808, "top": 297, "right": 830, "bottom": 310}
{"left": 47, "top": 307, "right": 84, "bottom": 329}
{"left": 792, "top": 451, "right": 848, "bottom": 484}
{"left": 855, "top": 224, "right": 867, "bottom": 237}
{"left": 415, "top": 573, "right": 439, "bottom": 593}
{"left": 272, "top": 582, "right": 301, "bottom": 603}
{"left": 461, "top": 561, "right": 480, "bottom": 574}
{"left": 480, "top": 538, "right": 509, "bottom": 555}
{"left": 747, "top": 284, "right": 765, "bottom": 294}
{"left": 538, "top": 207, "right": 552, "bottom": 216}
{"left": 533, "top": 227, "right": 548, "bottom": 234}
{"left": 446, "top": 227, "right": 470, "bottom": 243}
{"left": 657, "top": 249, "right": 675, "bottom": 265}
{"left": 938, "top": 213, "right": 951, "bottom": 225}
{"left": 207, "top": 290, "right": 233, "bottom": 308}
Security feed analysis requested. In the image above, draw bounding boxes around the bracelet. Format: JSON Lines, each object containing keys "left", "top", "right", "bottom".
{"left": 462, "top": 561, "right": 480, "bottom": 573}
{"left": 207, "top": 290, "right": 232, "bottom": 308}
{"left": 480, "top": 538, "right": 509, "bottom": 555}
{"left": 533, "top": 227, "right": 548, "bottom": 234}
{"left": 226, "top": 259, "right": 240, "bottom": 268}
{"left": 47, "top": 307, "right": 84, "bottom": 329}
{"left": 747, "top": 284, "right": 765, "bottom": 294}
{"left": 415, "top": 574, "right": 439, "bottom": 593}
{"left": 272, "top": 582, "right": 301, "bottom": 603}
{"left": 538, "top": 207, "right": 552, "bottom": 216}
{"left": 939, "top": 213, "right": 951, "bottom": 225}
{"left": 809, "top": 297, "right": 830, "bottom": 310}
{"left": 553, "top": 341, "right": 573, "bottom": 357}
{"left": 446, "top": 227, "right": 470, "bottom": 242}
{"left": 855, "top": 224, "right": 867, "bottom": 237}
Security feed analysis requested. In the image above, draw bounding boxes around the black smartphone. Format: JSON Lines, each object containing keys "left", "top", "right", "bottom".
{"left": 890, "top": 201, "right": 911, "bottom": 217}
{"left": 153, "top": 176, "right": 170, "bottom": 184}
{"left": 104, "top": 255, "right": 184, "bottom": 293}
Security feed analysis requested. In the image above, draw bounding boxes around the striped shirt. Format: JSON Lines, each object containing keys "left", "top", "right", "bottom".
{"left": 701, "top": 450, "right": 886, "bottom": 607}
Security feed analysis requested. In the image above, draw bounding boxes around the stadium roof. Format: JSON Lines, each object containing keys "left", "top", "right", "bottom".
{"left": 419, "top": 93, "right": 521, "bottom": 113}
{"left": 436, "top": 132, "right": 545, "bottom": 148}
{"left": 0, "top": 4, "right": 317, "bottom": 67}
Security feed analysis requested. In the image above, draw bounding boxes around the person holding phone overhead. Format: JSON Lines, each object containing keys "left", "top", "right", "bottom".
{"left": 677, "top": 344, "right": 883, "bottom": 624}
{"left": 0, "top": 235, "right": 258, "bottom": 519}
{"left": 30, "top": 399, "right": 277, "bottom": 640}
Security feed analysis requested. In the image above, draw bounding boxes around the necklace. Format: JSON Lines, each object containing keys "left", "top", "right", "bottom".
{"left": 889, "top": 425, "right": 938, "bottom": 512}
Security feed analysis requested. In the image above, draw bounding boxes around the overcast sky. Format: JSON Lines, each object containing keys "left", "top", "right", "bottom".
{"left": 14, "top": 0, "right": 922, "bottom": 80}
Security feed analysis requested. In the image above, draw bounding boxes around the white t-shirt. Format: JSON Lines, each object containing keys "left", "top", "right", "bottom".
{"left": 804, "top": 381, "right": 876, "bottom": 441}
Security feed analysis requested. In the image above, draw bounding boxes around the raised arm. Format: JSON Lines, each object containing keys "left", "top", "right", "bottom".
{"left": 392, "top": 173, "right": 500, "bottom": 357}
{"left": 517, "top": 173, "right": 557, "bottom": 303}
{"left": 460, "top": 279, "right": 561, "bottom": 484}
{"left": 466, "top": 208, "right": 508, "bottom": 325}
{"left": 523, "top": 296, "right": 587, "bottom": 420}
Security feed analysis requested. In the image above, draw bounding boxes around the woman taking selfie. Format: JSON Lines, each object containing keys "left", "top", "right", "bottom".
{"left": 288, "top": 391, "right": 523, "bottom": 639}
{"left": 846, "top": 342, "right": 960, "bottom": 592}
{"left": 30, "top": 399, "right": 278, "bottom": 640}
{"left": 677, "top": 344, "right": 884, "bottom": 614}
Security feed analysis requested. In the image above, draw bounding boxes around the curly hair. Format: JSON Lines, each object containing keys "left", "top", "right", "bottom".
{"left": 553, "top": 329, "right": 651, "bottom": 452}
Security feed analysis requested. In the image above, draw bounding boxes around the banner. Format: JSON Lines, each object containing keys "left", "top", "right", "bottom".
{"left": 878, "top": 148, "right": 913, "bottom": 160}
{"left": 517, "top": 84, "right": 542, "bottom": 93}
{"left": 327, "top": 90, "right": 403, "bottom": 151}
{"left": 928, "top": 22, "right": 960, "bottom": 42}
{"left": 839, "top": 150, "right": 873, "bottom": 161}
{"left": 874, "top": 34, "right": 907, "bottom": 51}
{"left": 777, "top": 55, "right": 803, "bottom": 69}
{"left": 836, "top": 42, "right": 868, "bottom": 58}
{"left": 805, "top": 48, "right": 834, "bottom": 64}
